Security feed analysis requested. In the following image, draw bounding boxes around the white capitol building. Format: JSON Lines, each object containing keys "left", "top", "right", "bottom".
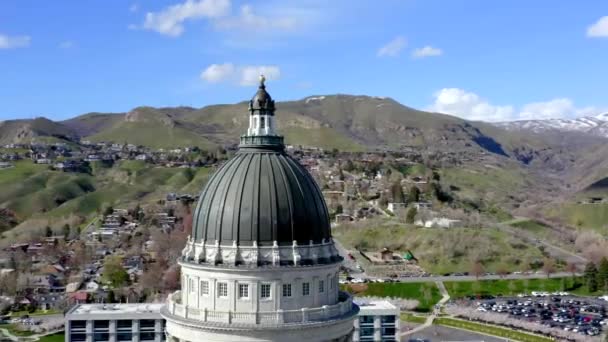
{"left": 159, "top": 77, "right": 359, "bottom": 341}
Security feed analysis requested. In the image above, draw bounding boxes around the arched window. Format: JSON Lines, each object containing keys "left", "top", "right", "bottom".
{"left": 260, "top": 116, "right": 266, "bottom": 129}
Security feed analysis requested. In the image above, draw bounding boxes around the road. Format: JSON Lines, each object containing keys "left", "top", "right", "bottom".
{"left": 333, "top": 239, "right": 368, "bottom": 279}
{"left": 80, "top": 216, "right": 100, "bottom": 238}
{"left": 394, "top": 271, "right": 577, "bottom": 283}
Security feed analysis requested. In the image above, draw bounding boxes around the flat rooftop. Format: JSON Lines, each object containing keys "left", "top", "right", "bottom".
{"left": 66, "top": 303, "right": 163, "bottom": 320}
{"left": 354, "top": 300, "right": 399, "bottom": 315}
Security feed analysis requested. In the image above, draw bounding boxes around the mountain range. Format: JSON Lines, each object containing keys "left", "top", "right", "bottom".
{"left": 2, "top": 94, "right": 608, "bottom": 192}
{"left": 495, "top": 112, "right": 608, "bottom": 137}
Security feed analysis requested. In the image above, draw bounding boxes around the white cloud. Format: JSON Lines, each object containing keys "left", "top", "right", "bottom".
{"left": 429, "top": 88, "right": 606, "bottom": 122}
{"left": 143, "top": 0, "right": 230, "bottom": 37}
{"left": 214, "top": 5, "right": 298, "bottom": 32}
{"left": 429, "top": 88, "right": 514, "bottom": 122}
{"left": 59, "top": 41, "right": 74, "bottom": 49}
{"left": 412, "top": 45, "right": 443, "bottom": 58}
{"left": 200, "top": 63, "right": 236, "bottom": 83}
{"left": 130, "top": 4, "right": 139, "bottom": 13}
{"left": 587, "top": 16, "right": 608, "bottom": 37}
{"left": 377, "top": 36, "right": 406, "bottom": 57}
{"left": 200, "top": 63, "right": 281, "bottom": 86}
{"left": 0, "top": 34, "right": 31, "bottom": 49}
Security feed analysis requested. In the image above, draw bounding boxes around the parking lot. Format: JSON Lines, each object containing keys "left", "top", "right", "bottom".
{"left": 474, "top": 293, "right": 607, "bottom": 337}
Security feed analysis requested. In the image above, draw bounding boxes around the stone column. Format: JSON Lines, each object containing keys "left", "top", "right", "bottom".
{"left": 373, "top": 316, "right": 381, "bottom": 342}
{"left": 132, "top": 320, "right": 140, "bottom": 342}
{"left": 109, "top": 320, "right": 116, "bottom": 342}
{"left": 86, "top": 320, "right": 93, "bottom": 342}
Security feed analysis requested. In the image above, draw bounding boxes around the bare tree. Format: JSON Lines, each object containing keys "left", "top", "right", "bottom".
{"left": 542, "top": 258, "right": 556, "bottom": 278}
{"left": 470, "top": 261, "right": 484, "bottom": 280}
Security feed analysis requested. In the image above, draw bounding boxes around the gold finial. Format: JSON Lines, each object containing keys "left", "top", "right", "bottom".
{"left": 259, "top": 74, "right": 266, "bottom": 87}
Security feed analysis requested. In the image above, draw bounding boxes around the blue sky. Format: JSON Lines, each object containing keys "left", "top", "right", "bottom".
{"left": 0, "top": 0, "right": 607, "bottom": 122}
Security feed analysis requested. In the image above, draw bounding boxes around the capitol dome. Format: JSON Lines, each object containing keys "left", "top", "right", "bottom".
{"left": 192, "top": 144, "right": 331, "bottom": 247}
{"left": 162, "top": 76, "right": 357, "bottom": 342}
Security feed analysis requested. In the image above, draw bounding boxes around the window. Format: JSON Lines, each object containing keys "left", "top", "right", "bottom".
{"left": 117, "top": 333, "right": 132, "bottom": 341}
{"left": 200, "top": 281, "right": 209, "bottom": 296}
{"left": 318, "top": 280, "right": 325, "bottom": 293}
{"left": 140, "top": 332, "right": 155, "bottom": 341}
{"left": 93, "top": 333, "right": 109, "bottom": 342}
{"left": 70, "top": 320, "right": 86, "bottom": 330}
{"left": 381, "top": 327, "right": 396, "bottom": 336}
{"left": 217, "top": 282, "right": 228, "bottom": 298}
{"left": 238, "top": 283, "right": 249, "bottom": 299}
{"left": 94, "top": 320, "right": 109, "bottom": 329}
{"left": 359, "top": 327, "right": 375, "bottom": 337}
{"left": 260, "top": 116, "right": 266, "bottom": 129}
{"left": 330, "top": 275, "right": 335, "bottom": 289}
{"left": 260, "top": 283, "right": 271, "bottom": 299}
{"left": 70, "top": 334, "right": 86, "bottom": 342}
{"left": 188, "top": 278, "right": 194, "bottom": 293}
{"left": 360, "top": 315, "right": 374, "bottom": 324}
{"left": 116, "top": 320, "right": 132, "bottom": 329}
{"left": 381, "top": 315, "right": 396, "bottom": 324}
{"left": 302, "top": 282, "right": 310, "bottom": 296}
{"left": 282, "top": 283, "right": 292, "bottom": 297}
{"left": 139, "top": 320, "right": 155, "bottom": 329}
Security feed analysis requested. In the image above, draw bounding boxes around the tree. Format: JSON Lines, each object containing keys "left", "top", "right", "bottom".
{"left": 405, "top": 207, "right": 417, "bottom": 224}
{"left": 45, "top": 226, "right": 53, "bottom": 237}
{"left": 408, "top": 186, "right": 420, "bottom": 203}
{"left": 390, "top": 181, "right": 405, "bottom": 203}
{"left": 102, "top": 256, "right": 129, "bottom": 288}
{"left": 62, "top": 224, "right": 70, "bottom": 240}
{"left": 335, "top": 204, "right": 343, "bottom": 215}
{"left": 107, "top": 290, "right": 117, "bottom": 303}
{"left": 471, "top": 261, "right": 485, "bottom": 280}
{"left": 104, "top": 206, "right": 114, "bottom": 217}
{"left": 598, "top": 257, "right": 608, "bottom": 291}
{"left": 542, "top": 258, "right": 556, "bottom": 278}
{"left": 584, "top": 261, "right": 599, "bottom": 292}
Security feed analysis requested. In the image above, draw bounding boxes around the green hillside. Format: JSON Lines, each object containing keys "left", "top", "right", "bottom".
{"left": 0, "top": 160, "right": 214, "bottom": 242}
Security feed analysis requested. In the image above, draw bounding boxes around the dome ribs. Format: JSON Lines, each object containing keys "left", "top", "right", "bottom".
{"left": 233, "top": 154, "right": 254, "bottom": 246}
{"left": 271, "top": 154, "right": 294, "bottom": 244}
{"left": 221, "top": 154, "right": 249, "bottom": 243}
{"left": 213, "top": 155, "right": 244, "bottom": 243}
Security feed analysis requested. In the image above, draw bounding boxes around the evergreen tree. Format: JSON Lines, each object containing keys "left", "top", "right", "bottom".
{"left": 44, "top": 226, "right": 53, "bottom": 237}
{"left": 598, "top": 257, "right": 608, "bottom": 291}
{"left": 408, "top": 186, "right": 420, "bottom": 203}
{"left": 584, "top": 261, "right": 599, "bottom": 292}
{"left": 405, "top": 207, "right": 417, "bottom": 224}
{"left": 107, "top": 290, "right": 116, "bottom": 303}
{"left": 391, "top": 181, "right": 405, "bottom": 203}
{"left": 62, "top": 224, "right": 70, "bottom": 240}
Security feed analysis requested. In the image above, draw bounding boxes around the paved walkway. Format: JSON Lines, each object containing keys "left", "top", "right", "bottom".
{"left": 400, "top": 281, "right": 451, "bottom": 337}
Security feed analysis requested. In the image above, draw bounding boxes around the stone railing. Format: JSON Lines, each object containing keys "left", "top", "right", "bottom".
{"left": 165, "top": 291, "right": 355, "bottom": 326}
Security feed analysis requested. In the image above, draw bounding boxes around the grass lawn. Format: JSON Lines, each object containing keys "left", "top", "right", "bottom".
{"left": 444, "top": 277, "right": 598, "bottom": 298}
{"left": 342, "top": 282, "right": 441, "bottom": 312}
{"left": 333, "top": 219, "right": 544, "bottom": 274}
{"left": 38, "top": 333, "right": 65, "bottom": 342}
{"left": 0, "top": 323, "right": 37, "bottom": 336}
{"left": 435, "top": 317, "right": 553, "bottom": 342}
{"left": 9, "top": 309, "right": 61, "bottom": 317}
{"left": 545, "top": 202, "right": 608, "bottom": 234}
{"left": 400, "top": 312, "right": 427, "bottom": 324}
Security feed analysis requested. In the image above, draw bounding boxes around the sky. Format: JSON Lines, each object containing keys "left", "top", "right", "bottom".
{"left": 0, "top": 0, "right": 607, "bottom": 122}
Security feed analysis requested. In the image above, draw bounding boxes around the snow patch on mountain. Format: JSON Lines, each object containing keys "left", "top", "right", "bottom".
{"left": 495, "top": 113, "right": 608, "bottom": 137}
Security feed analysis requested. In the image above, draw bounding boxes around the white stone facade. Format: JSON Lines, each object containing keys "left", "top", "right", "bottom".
{"left": 180, "top": 237, "right": 341, "bottom": 267}
{"left": 162, "top": 256, "right": 358, "bottom": 341}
